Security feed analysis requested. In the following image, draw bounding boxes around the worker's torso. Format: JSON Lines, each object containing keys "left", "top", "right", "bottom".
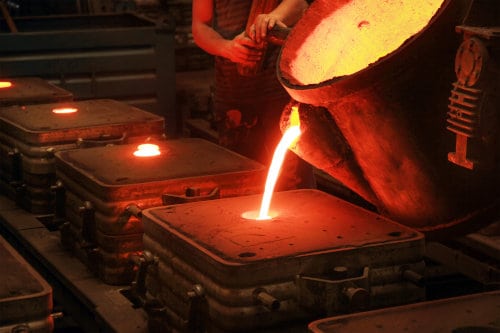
{"left": 213, "top": 0, "right": 288, "bottom": 107}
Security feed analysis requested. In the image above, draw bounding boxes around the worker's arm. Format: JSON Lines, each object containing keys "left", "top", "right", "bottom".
{"left": 192, "top": 0, "right": 263, "bottom": 65}
{"left": 252, "top": 0, "right": 309, "bottom": 43}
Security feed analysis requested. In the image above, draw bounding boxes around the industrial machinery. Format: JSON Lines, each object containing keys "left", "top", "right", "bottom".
{"left": 278, "top": 0, "right": 500, "bottom": 237}
{"left": 0, "top": 0, "right": 498, "bottom": 332}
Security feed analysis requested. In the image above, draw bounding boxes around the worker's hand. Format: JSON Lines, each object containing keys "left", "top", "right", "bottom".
{"left": 250, "top": 14, "right": 287, "bottom": 44}
{"left": 221, "top": 31, "right": 264, "bottom": 65}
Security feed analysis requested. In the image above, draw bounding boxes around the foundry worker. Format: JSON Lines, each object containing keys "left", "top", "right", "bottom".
{"left": 192, "top": 0, "right": 315, "bottom": 189}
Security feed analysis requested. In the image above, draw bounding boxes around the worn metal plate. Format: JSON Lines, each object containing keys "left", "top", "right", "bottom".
{"left": 0, "top": 99, "right": 165, "bottom": 214}
{"left": 143, "top": 189, "right": 424, "bottom": 283}
{"left": 56, "top": 138, "right": 266, "bottom": 284}
{"left": 308, "top": 290, "right": 500, "bottom": 333}
{"left": 0, "top": 77, "right": 72, "bottom": 107}
{"left": 142, "top": 189, "right": 425, "bottom": 332}
{"left": 0, "top": 235, "right": 53, "bottom": 331}
{"left": 55, "top": 138, "right": 266, "bottom": 201}
{"left": 0, "top": 99, "right": 164, "bottom": 145}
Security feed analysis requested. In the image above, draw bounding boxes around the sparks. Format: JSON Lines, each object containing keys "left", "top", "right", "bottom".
{"left": 257, "top": 106, "right": 301, "bottom": 220}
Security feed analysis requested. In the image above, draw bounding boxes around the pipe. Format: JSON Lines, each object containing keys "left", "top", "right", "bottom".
{"left": 0, "top": 1, "right": 17, "bottom": 33}
{"left": 253, "top": 288, "right": 281, "bottom": 311}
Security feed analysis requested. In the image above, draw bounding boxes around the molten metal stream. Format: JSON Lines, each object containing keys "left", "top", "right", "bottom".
{"left": 257, "top": 107, "right": 301, "bottom": 220}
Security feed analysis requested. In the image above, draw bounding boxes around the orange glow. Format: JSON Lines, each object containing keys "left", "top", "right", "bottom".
{"left": 0, "top": 81, "right": 12, "bottom": 89}
{"left": 257, "top": 106, "right": 301, "bottom": 220}
{"left": 133, "top": 143, "right": 161, "bottom": 157}
{"left": 241, "top": 209, "right": 277, "bottom": 220}
{"left": 291, "top": 0, "right": 443, "bottom": 84}
{"left": 52, "top": 107, "right": 78, "bottom": 114}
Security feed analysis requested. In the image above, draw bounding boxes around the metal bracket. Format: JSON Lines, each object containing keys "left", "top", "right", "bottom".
{"left": 401, "top": 266, "right": 425, "bottom": 287}
{"left": 8, "top": 148, "right": 27, "bottom": 210}
{"left": 296, "top": 266, "right": 370, "bottom": 315}
{"left": 76, "top": 132, "right": 127, "bottom": 148}
{"left": 187, "top": 284, "right": 208, "bottom": 333}
{"left": 117, "top": 203, "right": 143, "bottom": 226}
{"left": 129, "top": 251, "right": 158, "bottom": 305}
{"left": 253, "top": 288, "right": 281, "bottom": 311}
{"left": 79, "top": 201, "right": 96, "bottom": 246}
{"left": 51, "top": 180, "right": 66, "bottom": 228}
{"left": 123, "top": 252, "right": 169, "bottom": 333}
{"left": 7, "top": 148, "right": 22, "bottom": 182}
{"left": 78, "top": 200, "right": 99, "bottom": 275}
{"left": 162, "top": 187, "right": 220, "bottom": 205}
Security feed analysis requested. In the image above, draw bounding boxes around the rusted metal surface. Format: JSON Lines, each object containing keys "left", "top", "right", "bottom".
{"left": 55, "top": 138, "right": 265, "bottom": 203}
{"left": 0, "top": 77, "right": 72, "bottom": 107}
{"left": 0, "top": 98, "right": 164, "bottom": 145}
{"left": 142, "top": 189, "right": 425, "bottom": 332}
{"left": 0, "top": 235, "right": 54, "bottom": 332}
{"left": 0, "top": 98, "right": 165, "bottom": 214}
{"left": 308, "top": 290, "right": 500, "bottom": 333}
{"left": 55, "top": 138, "right": 266, "bottom": 285}
{"left": 277, "top": 0, "right": 500, "bottom": 236}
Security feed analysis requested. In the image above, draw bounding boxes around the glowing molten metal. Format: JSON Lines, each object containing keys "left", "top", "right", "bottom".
{"left": 257, "top": 106, "right": 301, "bottom": 220}
{"left": 0, "top": 81, "right": 13, "bottom": 89}
{"left": 52, "top": 107, "right": 78, "bottom": 114}
{"left": 291, "top": 0, "right": 442, "bottom": 84}
{"left": 134, "top": 143, "right": 161, "bottom": 157}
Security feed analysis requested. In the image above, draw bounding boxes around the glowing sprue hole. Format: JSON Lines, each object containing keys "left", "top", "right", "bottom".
{"left": 256, "top": 106, "right": 301, "bottom": 220}
{"left": 241, "top": 210, "right": 278, "bottom": 220}
{"left": 134, "top": 143, "right": 161, "bottom": 157}
{"left": 52, "top": 107, "right": 78, "bottom": 114}
{"left": 0, "top": 81, "right": 13, "bottom": 89}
